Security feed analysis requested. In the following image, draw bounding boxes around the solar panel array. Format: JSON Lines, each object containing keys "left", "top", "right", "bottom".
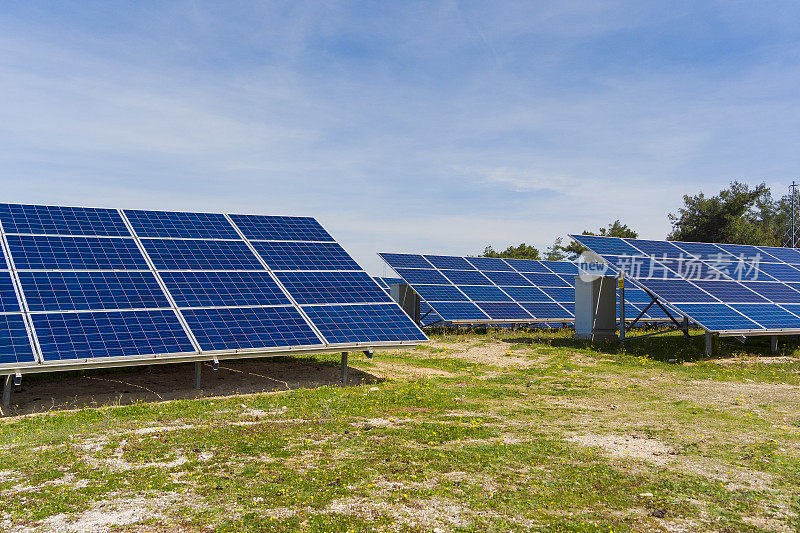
{"left": 571, "top": 234, "right": 800, "bottom": 334}
{"left": 0, "top": 204, "right": 426, "bottom": 370}
{"left": 379, "top": 254, "right": 578, "bottom": 323}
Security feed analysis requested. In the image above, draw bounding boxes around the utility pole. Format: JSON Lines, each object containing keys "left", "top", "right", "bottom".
{"left": 784, "top": 181, "right": 800, "bottom": 248}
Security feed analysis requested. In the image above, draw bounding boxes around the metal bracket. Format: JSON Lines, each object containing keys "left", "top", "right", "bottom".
{"left": 13, "top": 371, "right": 21, "bottom": 387}
{"left": 212, "top": 356, "right": 220, "bottom": 371}
{"left": 362, "top": 350, "right": 373, "bottom": 359}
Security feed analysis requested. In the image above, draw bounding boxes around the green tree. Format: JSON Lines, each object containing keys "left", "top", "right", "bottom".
{"left": 668, "top": 181, "right": 779, "bottom": 245}
{"left": 481, "top": 243, "right": 540, "bottom": 260}
{"left": 560, "top": 220, "right": 639, "bottom": 260}
{"left": 545, "top": 237, "right": 566, "bottom": 261}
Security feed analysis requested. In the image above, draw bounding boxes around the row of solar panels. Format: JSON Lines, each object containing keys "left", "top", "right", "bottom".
{"left": 573, "top": 235, "right": 800, "bottom": 334}
{"left": 0, "top": 204, "right": 426, "bottom": 369}
{"left": 377, "top": 254, "right": 675, "bottom": 324}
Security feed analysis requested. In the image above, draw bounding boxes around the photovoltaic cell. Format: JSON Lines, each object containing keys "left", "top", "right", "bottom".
{"left": 539, "top": 287, "right": 574, "bottom": 302}
{"left": 275, "top": 271, "right": 391, "bottom": 305}
{"left": 691, "top": 280, "right": 767, "bottom": 303}
{"left": 0, "top": 203, "right": 130, "bottom": 237}
{"left": 542, "top": 262, "right": 580, "bottom": 275}
{"left": 503, "top": 259, "right": 551, "bottom": 273}
{"left": 33, "top": 310, "right": 195, "bottom": 361}
{"left": 19, "top": 271, "right": 171, "bottom": 312}
{"left": 670, "top": 303, "right": 759, "bottom": 331}
{"left": 624, "top": 239, "right": 685, "bottom": 258}
{"left": 423, "top": 255, "right": 474, "bottom": 270}
{"left": 302, "top": 304, "right": 428, "bottom": 344}
{"left": 0, "top": 314, "right": 36, "bottom": 365}
{"left": 440, "top": 269, "right": 492, "bottom": 286}
{"left": 482, "top": 270, "right": 530, "bottom": 286}
{"left": 458, "top": 285, "right": 511, "bottom": 302}
{"left": 500, "top": 286, "right": 552, "bottom": 302}
{"left": 379, "top": 253, "right": 433, "bottom": 269}
{"left": 671, "top": 241, "right": 735, "bottom": 261}
{"left": 159, "top": 271, "right": 291, "bottom": 308}
{"left": 755, "top": 263, "right": 800, "bottom": 282}
{"left": 757, "top": 246, "right": 800, "bottom": 264}
{"left": 519, "top": 302, "right": 573, "bottom": 319}
{"left": 7, "top": 235, "right": 148, "bottom": 270}
{"left": 182, "top": 306, "right": 321, "bottom": 351}
{"left": 141, "top": 239, "right": 264, "bottom": 270}
{"left": 522, "top": 272, "right": 569, "bottom": 287}
{"left": 633, "top": 278, "right": 717, "bottom": 303}
{"left": 252, "top": 241, "right": 360, "bottom": 271}
{"left": 0, "top": 272, "right": 22, "bottom": 313}
{"left": 729, "top": 304, "right": 800, "bottom": 329}
{"left": 393, "top": 268, "right": 450, "bottom": 285}
{"left": 572, "top": 235, "right": 641, "bottom": 256}
{"left": 746, "top": 282, "right": 800, "bottom": 304}
{"left": 475, "top": 302, "right": 531, "bottom": 320}
{"left": 412, "top": 285, "right": 469, "bottom": 302}
{"left": 465, "top": 257, "right": 514, "bottom": 271}
{"left": 229, "top": 214, "right": 334, "bottom": 241}
{"left": 421, "top": 302, "right": 488, "bottom": 321}
{"left": 124, "top": 210, "right": 239, "bottom": 239}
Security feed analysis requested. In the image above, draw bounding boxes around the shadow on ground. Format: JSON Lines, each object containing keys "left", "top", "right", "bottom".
{"left": 1, "top": 355, "right": 381, "bottom": 417}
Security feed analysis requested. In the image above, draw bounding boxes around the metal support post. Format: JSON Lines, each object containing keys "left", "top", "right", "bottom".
{"left": 681, "top": 315, "right": 690, "bottom": 339}
{"left": 619, "top": 274, "right": 626, "bottom": 343}
{"left": 194, "top": 362, "right": 202, "bottom": 390}
{"left": 2, "top": 374, "right": 11, "bottom": 408}
{"left": 771, "top": 335, "right": 779, "bottom": 354}
{"left": 705, "top": 331, "right": 713, "bottom": 357}
{"left": 340, "top": 352, "right": 348, "bottom": 384}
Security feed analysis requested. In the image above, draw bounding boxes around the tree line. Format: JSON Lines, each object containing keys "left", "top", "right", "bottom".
{"left": 481, "top": 181, "right": 796, "bottom": 261}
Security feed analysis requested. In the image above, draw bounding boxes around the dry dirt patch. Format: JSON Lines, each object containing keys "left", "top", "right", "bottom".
{"left": 567, "top": 433, "right": 675, "bottom": 466}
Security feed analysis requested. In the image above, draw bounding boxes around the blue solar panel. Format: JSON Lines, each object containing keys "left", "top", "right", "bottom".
{"left": 19, "top": 271, "right": 170, "bottom": 312}
{"left": 623, "top": 239, "right": 685, "bottom": 258}
{"left": 670, "top": 303, "right": 759, "bottom": 331}
{"left": 0, "top": 315, "right": 35, "bottom": 366}
{"left": 229, "top": 214, "right": 334, "bottom": 242}
{"left": 603, "top": 256, "right": 678, "bottom": 279}
{"left": 252, "top": 241, "right": 360, "bottom": 271}
{"left": 182, "top": 306, "right": 321, "bottom": 350}
{"left": 670, "top": 241, "right": 735, "bottom": 261}
{"left": 275, "top": 271, "right": 391, "bottom": 305}
{"left": 476, "top": 302, "right": 531, "bottom": 320}
{"left": 522, "top": 272, "right": 569, "bottom": 287}
{"left": 393, "top": 268, "right": 450, "bottom": 285}
{"left": 0, "top": 203, "right": 130, "bottom": 236}
{"left": 423, "top": 255, "right": 474, "bottom": 270}
{"left": 519, "top": 302, "right": 573, "bottom": 319}
{"left": 746, "top": 282, "right": 800, "bottom": 304}
{"left": 755, "top": 263, "right": 800, "bottom": 282}
{"left": 571, "top": 235, "right": 641, "bottom": 256}
{"left": 33, "top": 310, "right": 195, "bottom": 361}
{"left": 539, "top": 287, "right": 574, "bottom": 302}
{"left": 458, "top": 285, "right": 512, "bottom": 302}
{"left": 423, "top": 302, "right": 489, "bottom": 321}
{"left": 159, "top": 271, "right": 291, "bottom": 308}
{"left": 482, "top": 270, "right": 530, "bottom": 286}
{"left": 440, "top": 269, "right": 492, "bottom": 285}
{"left": 380, "top": 277, "right": 403, "bottom": 286}
{"left": 7, "top": 235, "right": 148, "bottom": 270}
{"left": 634, "top": 278, "right": 717, "bottom": 303}
{"left": 501, "top": 286, "right": 552, "bottom": 302}
{"left": 503, "top": 259, "right": 551, "bottom": 273}
{"left": 302, "top": 304, "right": 427, "bottom": 343}
{"left": 141, "top": 239, "right": 264, "bottom": 270}
{"left": 0, "top": 272, "right": 21, "bottom": 313}
{"left": 124, "top": 210, "right": 239, "bottom": 239}
{"left": 542, "top": 261, "right": 580, "bottom": 275}
{"left": 691, "top": 280, "right": 767, "bottom": 303}
{"left": 757, "top": 246, "right": 800, "bottom": 264}
{"left": 729, "top": 304, "right": 800, "bottom": 329}
{"left": 379, "top": 253, "right": 433, "bottom": 269}
{"left": 715, "top": 243, "right": 778, "bottom": 261}
{"left": 465, "top": 257, "right": 514, "bottom": 271}
{"left": 412, "top": 284, "right": 469, "bottom": 302}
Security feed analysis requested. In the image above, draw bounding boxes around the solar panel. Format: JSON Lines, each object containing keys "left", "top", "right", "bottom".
{"left": 503, "top": 259, "right": 551, "bottom": 273}
{"left": 302, "top": 304, "right": 429, "bottom": 344}
{"left": 7, "top": 235, "right": 148, "bottom": 270}
{"left": 465, "top": 257, "right": 514, "bottom": 271}
{"left": 124, "top": 210, "right": 239, "bottom": 239}
{"left": 141, "top": 239, "right": 265, "bottom": 270}
{"left": 482, "top": 270, "right": 530, "bottom": 286}
{"left": 0, "top": 204, "right": 426, "bottom": 374}
{"left": 501, "top": 286, "right": 552, "bottom": 302}
{"left": 440, "top": 269, "right": 493, "bottom": 286}
{"left": 181, "top": 306, "right": 322, "bottom": 351}
{"left": 423, "top": 255, "right": 474, "bottom": 270}
{"left": 274, "top": 271, "right": 392, "bottom": 305}
{"left": 252, "top": 241, "right": 360, "bottom": 271}
{"left": 19, "top": 271, "right": 171, "bottom": 312}
{"left": 475, "top": 302, "right": 531, "bottom": 320}
{"left": 459, "top": 285, "right": 512, "bottom": 302}
{"left": 229, "top": 214, "right": 334, "bottom": 242}
{"left": 412, "top": 284, "right": 469, "bottom": 302}
{"left": 33, "top": 310, "right": 195, "bottom": 362}
{"left": 422, "top": 302, "right": 489, "bottom": 321}
{"left": 394, "top": 268, "right": 450, "bottom": 285}
{"left": 0, "top": 203, "right": 129, "bottom": 236}
{"left": 377, "top": 253, "right": 432, "bottom": 269}
{"left": 159, "top": 271, "right": 291, "bottom": 308}
{"left": 572, "top": 234, "right": 800, "bottom": 334}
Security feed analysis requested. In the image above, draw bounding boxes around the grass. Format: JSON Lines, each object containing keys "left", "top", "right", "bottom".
{"left": 1, "top": 328, "right": 799, "bottom": 531}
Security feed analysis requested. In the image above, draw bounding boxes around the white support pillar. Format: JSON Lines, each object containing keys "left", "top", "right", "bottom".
{"left": 194, "top": 362, "right": 202, "bottom": 390}
{"left": 705, "top": 331, "right": 713, "bottom": 357}
{"left": 340, "top": 352, "right": 348, "bottom": 384}
{"left": 2, "top": 374, "right": 11, "bottom": 408}
{"left": 771, "top": 335, "right": 779, "bottom": 354}
{"left": 574, "top": 275, "right": 617, "bottom": 341}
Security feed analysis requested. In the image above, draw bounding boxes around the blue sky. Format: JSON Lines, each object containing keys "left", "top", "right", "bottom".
{"left": 2, "top": 1, "right": 800, "bottom": 274}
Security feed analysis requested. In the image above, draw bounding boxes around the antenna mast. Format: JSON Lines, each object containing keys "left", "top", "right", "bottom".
{"left": 784, "top": 181, "right": 800, "bottom": 248}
